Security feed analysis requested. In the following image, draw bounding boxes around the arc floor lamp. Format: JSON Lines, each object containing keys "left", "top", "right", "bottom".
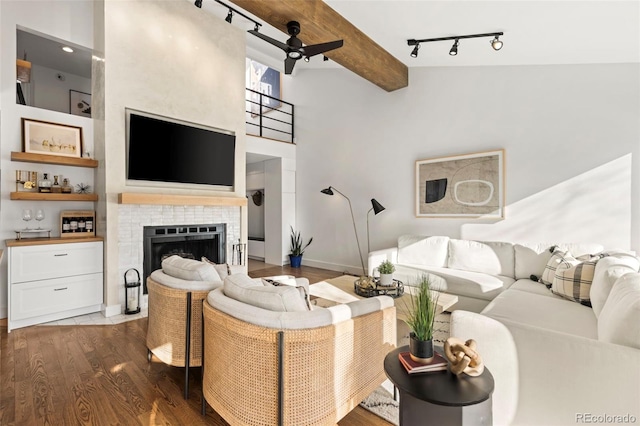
{"left": 321, "top": 187, "right": 385, "bottom": 276}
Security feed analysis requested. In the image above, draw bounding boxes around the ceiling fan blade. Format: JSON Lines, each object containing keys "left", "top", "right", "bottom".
{"left": 248, "top": 30, "right": 289, "bottom": 52}
{"left": 284, "top": 57, "right": 296, "bottom": 75}
{"left": 302, "top": 40, "right": 344, "bottom": 58}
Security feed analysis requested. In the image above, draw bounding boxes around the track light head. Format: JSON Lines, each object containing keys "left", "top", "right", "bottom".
{"left": 323, "top": 55, "right": 329, "bottom": 61}
{"left": 225, "top": 9, "right": 233, "bottom": 23}
{"left": 491, "top": 35, "right": 503, "bottom": 51}
{"left": 304, "top": 56, "right": 310, "bottom": 62}
{"left": 449, "top": 39, "right": 459, "bottom": 56}
{"left": 410, "top": 44, "right": 420, "bottom": 58}
{"left": 194, "top": 0, "right": 202, "bottom": 8}
{"left": 254, "top": 23, "right": 260, "bottom": 32}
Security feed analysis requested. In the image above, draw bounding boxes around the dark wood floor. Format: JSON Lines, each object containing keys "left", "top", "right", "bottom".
{"left": 0, "top": 262, "right": 391, "bottom": 426}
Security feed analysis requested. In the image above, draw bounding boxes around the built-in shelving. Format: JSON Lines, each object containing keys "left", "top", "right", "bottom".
{"left": 11, "top": 151, "right": 98, "bottom": 168}
{"left": 6, "top": 236, "right": 104, "bottom": 247}
{"left": 10, "top": 151, "right": 99, "bottom": 202}
{"left": 10, "top": 192, "right": 98, "bottom": 201}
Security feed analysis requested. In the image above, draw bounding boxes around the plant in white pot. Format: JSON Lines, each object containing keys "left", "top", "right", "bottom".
{"left": 377, "top": 259, "right": 396, "bottom": 286}
{"left": 404, "top": 274, "right": 440, "bottom": 364}
{"left": 289, "top": 226, "right": 313, "bottom": 268}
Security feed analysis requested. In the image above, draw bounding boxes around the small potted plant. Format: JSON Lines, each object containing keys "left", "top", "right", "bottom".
{"left": 289, "top": 226, "right": 313, "bottom": 268}
{"left": 404, "top": 274, "right": 440, "bottom": 364}
{"left": 377, "top": 259, "right": 396, "bottom": 286}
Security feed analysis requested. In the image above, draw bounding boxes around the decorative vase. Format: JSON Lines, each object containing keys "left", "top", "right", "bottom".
{"left": 409, "top": 332, "right": 434, "bottom": 364}
{"left": 379, "top": 273, "right": 394, "bottom": 286}
{"left": 289, "top": 254, "right": 302, "bottom": 268}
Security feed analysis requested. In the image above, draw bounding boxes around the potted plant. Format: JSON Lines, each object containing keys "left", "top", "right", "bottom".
{"left": 377, "top": 259, "right": 396, "bottom": 286}
{"left": 403, "top": 274, "right": 440, "bottom": 364}
{"left": 289, "top": 226, "right": 313, "bottom": 268}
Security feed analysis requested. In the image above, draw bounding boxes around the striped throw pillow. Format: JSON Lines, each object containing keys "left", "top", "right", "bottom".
{"left": 551, "top": 254, "right": 608, "bottom": 307}
{"left": 541, "top": 249, "right": 579, "bottom": 288}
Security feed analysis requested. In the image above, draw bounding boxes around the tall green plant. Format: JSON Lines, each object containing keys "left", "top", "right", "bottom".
{"left": 289, "top": 226, "right": 313, "bottom": 256}
{"left": 403, "top": 274, "right": 440, "bottom": 341}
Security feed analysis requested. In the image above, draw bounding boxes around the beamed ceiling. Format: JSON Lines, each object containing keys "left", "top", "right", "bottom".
{"left": 229, "top": 0, "right": 408, "bottom": 92}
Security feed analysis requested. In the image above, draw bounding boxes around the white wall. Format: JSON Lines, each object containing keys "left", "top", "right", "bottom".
{"left": 31, "top": 64, "right": 91, "bottom": 114}
{"left": 0, "top": 0, "right": 95, "bottom": 317}
{"left": 286, "top": 64, "right": 640, "bottom": 273}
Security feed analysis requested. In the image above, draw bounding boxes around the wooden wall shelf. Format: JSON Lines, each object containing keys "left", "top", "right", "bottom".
{"left": 10, "top": 192, "right": 98, "bottom": 202}
{"left": 11, "top": 151, "right": 98, "bottom": 168}
{"left": 118, "top": 192, "right": 247, "bottom": 207}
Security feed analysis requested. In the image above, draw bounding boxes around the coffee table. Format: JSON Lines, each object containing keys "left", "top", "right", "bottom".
{"left": 310, "top": 275, "right": 458, "bottom": 321}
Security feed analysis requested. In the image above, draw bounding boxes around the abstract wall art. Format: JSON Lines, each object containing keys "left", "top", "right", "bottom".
{"left": 415, "top": 149, "right": 505, "bottom": 218}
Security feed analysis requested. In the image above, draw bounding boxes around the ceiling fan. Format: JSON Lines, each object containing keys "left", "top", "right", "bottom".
{"left": 249, "top": 21, "right": 344, "bottom": 75}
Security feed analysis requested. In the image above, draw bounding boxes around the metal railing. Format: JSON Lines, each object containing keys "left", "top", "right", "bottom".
{"left": 245, "top": 88, "right": 295, "bottom": 144}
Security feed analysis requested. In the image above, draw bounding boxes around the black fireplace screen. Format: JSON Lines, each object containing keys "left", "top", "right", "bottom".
{"left": 143, "top": 223, "right": 226, "bottom": 293}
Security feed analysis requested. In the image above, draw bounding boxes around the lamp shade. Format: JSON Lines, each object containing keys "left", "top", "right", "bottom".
{"left": 371, "top": 199, "right": 385, "bottom": 215}
{"left": 321, "top": 187, "right": 334, "bottom": 195}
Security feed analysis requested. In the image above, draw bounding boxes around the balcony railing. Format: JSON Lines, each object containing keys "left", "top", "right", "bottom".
{"left": 245, "top": 88, "right": 294, "bottom": 144}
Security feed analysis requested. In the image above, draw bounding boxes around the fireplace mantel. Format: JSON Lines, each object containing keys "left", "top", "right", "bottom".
{"left": 118, "top": 192, "right": 247, "bottom": 207}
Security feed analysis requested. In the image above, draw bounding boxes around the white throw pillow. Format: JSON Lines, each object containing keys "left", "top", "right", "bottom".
{"left": 201, "top": 256, "right": 231, "bottom": 279}
{"left": 224, "top": 274, "right": 310, "bottom": 312}
{"left": 597, "top": 273, "right": 640, "bottom": 349}
{"left": 447, "top": 239, "right": 515, "bottom": 277}
{"left": 262, "top": 278, "right": 312, "bottom": 310}
{"left": 590, "top": 253, "right": 640, "bottom": 318}
{"left": 162, "top": 255, "right": 221, "bottom": 282}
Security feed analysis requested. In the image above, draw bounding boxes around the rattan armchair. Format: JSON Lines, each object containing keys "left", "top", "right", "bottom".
{"left": 202, "top": 275, "right": 397, "bottom": 426}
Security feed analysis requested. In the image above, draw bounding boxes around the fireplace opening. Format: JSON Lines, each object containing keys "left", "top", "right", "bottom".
{"left": 143, "top": 223, "right": 226, "bottom": 293}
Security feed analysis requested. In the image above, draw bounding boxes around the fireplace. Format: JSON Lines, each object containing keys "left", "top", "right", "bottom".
{"left": 143, "top": 223, "right": 226, "bottom": 293}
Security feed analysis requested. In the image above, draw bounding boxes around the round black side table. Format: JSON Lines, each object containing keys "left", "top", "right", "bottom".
{"left": 384, "top": 346, "right": 494, "bottom": 426}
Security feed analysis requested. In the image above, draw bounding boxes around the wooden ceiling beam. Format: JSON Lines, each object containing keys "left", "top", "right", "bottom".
{"left": 229, "top": 0, "right": 408, "bottom": 92}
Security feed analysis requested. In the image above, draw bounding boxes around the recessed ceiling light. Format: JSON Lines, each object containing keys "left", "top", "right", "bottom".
{"left": 62, "top": 46, "right": 74, "bottom": 53}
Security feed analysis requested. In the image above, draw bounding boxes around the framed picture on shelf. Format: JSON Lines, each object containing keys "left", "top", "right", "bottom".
{"left": 246, "top": 58, "right": 282, "bottom": 116}
{"left": 415, "top": 149, "right": 505, "bottom": 218}
{"left": 70, "top": 90, "right": 91, "bottom": 117}
{"left": 21, "top": 118, "right": 83, "bottom": 158}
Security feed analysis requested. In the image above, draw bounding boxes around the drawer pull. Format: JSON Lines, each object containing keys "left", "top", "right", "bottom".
{"left": 54, "top": 287, "right": 68, "bottom": 291}
{"left": 54, "top": 254, "right": 68, "bottom": 257}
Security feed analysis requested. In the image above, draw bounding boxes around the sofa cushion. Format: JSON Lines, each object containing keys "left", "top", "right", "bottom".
{"left": 551, "top": 257, "right": 602, "bottom": 306}
{"left": 509, "top": 279, "right": 563, "bottom": 299}
{"left": 149, "top": 269, "right": 221, "bottom": 291}
{"left": 162, "top": 255, "right": 221, "bottom": 282}
{"left": 598, "top": 273, "right": 640, "bottom": 349}
{"left": 262, "top": 278, "right": 312, "bottom": 310}
{"left": 514, "top": 242, "right": 604, "bottom": 280}
{"left": 224, "top": 274, "right": 310, "bottom": 312}
{"left": 201, "top": 256, "right": 231, "bottom": 279}
{"left": 393, "top": 264, "right": 515, "bottom": 301}
{"left": 540, "top": 249, "right": 578, "bottom": 288}
{"left": 591, "top": 253, "right": 640, "bottom": 318}
{"left": 447, "top": 239, "right": 515, "bottom": 278}
{"left": 481, "top": 288, "right": 598, "bottom": 339}
{"left": 397, "top": 235, "right": 449, "bottom": 267}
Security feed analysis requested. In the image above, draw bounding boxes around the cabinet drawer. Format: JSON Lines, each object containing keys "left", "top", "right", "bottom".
{"left": 10, "top": 273, "right": 103, "bottom": 321}
{"left": 10, "top": 241, "right": 103, "bottom": 283}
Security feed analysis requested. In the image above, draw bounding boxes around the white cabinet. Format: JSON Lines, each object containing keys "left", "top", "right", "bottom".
{"left": 7, "top": 239, "right": 104, "bottom": 332}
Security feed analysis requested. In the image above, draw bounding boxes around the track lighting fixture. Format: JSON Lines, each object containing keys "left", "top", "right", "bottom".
{"left": 449, "top": 39, "right": 459, "bottom": 56}
{"left": 407, "top": 32, "right": 503, "bottom": 57}
{"left": 304, "top": 56, "right": 310, "bottom": 62}
{"left": 491, "top": 35, "right": 503, "bottom": 51}
{"left": 323, "top": 56, "right": 329, "bottom": 61}
{"left": 194, "top": 0, "right": 262, "bottom": 32}
{"left": 410, "top": 44, "right": 420, "bottom": 58}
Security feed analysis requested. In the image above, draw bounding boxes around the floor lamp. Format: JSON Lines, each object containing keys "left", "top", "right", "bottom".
{"left": 367, "top": 199, "right": 385, "bottom": 253}
{"left": 321, "top": 186, "right": 366, "bottom": 276}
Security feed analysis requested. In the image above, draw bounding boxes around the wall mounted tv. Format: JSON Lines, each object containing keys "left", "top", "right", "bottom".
{"left": 125, "top": 108, "right": 235, "bottom": 189}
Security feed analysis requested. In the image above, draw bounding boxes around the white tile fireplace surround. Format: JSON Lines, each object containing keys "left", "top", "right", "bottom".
{"left": 117, "top": 204, "right": 241, "bottom": 310}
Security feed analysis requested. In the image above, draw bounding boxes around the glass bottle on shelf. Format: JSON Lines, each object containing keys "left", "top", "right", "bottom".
{"left": 78, "top": 217, "right": 86, "bottom": 233}
{"left": 61, "top": 178, "right": 72, "bottom": 193}
{"left": 86, "top": 218, "right": 94, "bottom": 233}
{"left": 51, "top": 175, "right": 62, "bottom": 193}
{"left": 70, "top": 217, "right": 78, "bottom": 232}
{"left": 38, "top": 173, "right": 52, "bottom": 193}
{"left": 62, "top": 217, "right": 71, "bottom": 233}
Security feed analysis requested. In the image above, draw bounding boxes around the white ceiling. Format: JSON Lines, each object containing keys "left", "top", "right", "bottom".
{"left": 18, "top": 1, "right": 639, "bottom": 81}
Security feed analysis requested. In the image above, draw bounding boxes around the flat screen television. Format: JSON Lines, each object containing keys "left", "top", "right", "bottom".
{"left": 125, "top": 108, "right": 235, "bottom": 189}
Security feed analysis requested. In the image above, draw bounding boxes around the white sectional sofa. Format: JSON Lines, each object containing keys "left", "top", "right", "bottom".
{"left": 369, "top": 235, "right": 640, "bottom": 425}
